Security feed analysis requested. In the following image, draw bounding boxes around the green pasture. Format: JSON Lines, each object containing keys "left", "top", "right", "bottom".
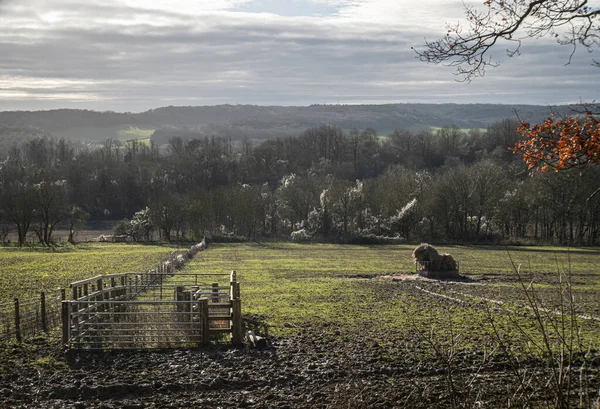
{"left": 117, "top": 126, "right": 154, "bottom": 144}
{"left": 0, "top": 243, "right": 179, "bottom": 299}
{"left": 184, "top": 243, "right": 600, "bottom": 351}
{"left": 0, "top": 242, "right": 598, "bottom": 352}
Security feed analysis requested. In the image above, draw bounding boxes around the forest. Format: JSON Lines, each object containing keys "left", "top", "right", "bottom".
{"left": 1, "top": 117, "right": 599, "bottom": 246}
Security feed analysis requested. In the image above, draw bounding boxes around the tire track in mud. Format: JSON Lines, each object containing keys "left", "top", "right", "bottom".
{"left": 414, "top": 284, "right": 600, "bottom": 322}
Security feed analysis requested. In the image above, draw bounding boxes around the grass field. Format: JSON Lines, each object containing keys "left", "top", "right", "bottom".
{"left": 0, "top": 243, "right": 180, "bottom": 299}
{"left": 185, "top": 242, "right": 600, "bottom": 350}
{"left": 178, "top": 243, "right": 600, "bottom": 405}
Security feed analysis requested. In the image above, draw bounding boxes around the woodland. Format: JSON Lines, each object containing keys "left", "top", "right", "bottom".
{"left": 1, "top": 116, "right": 599, "bottom": 246}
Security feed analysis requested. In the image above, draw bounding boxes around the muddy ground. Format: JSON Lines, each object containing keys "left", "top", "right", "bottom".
{"left": 2, "top": 319, "right": 598, "bottom": 409}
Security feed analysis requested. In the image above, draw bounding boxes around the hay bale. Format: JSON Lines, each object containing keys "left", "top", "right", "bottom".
{"left": 411, "top": 243, "right": 439, "bottom": 263}
{"left": 440, "top": 254, "right": 457, "bottom": 271}
{"left": 412, "top": 243, "right": 460, "bottom": 279}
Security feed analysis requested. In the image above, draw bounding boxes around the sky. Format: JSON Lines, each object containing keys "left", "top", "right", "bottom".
{"left": 0, "top": 0, "right": 598, "bottom": 112}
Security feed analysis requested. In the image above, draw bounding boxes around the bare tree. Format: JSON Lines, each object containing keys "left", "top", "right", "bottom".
{"left": 67, "top": 205, "right": 90, "bottom": 244}
{"left": 415, "top": 0, "right": 600, "bottom": 80}
{"left": 33, "top": 180, "right": 68, "bottom": 246}
{"left": 1, "top": 182, "right": 36, "bottom": 246}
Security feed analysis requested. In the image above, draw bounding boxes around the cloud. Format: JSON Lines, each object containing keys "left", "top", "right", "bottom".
{"left": 0, "top": 0, "right": 597, "bottom": 111}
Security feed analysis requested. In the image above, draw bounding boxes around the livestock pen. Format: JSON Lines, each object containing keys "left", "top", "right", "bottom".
{"left": 62, "top": 270, "right": 242, "bottom": 350}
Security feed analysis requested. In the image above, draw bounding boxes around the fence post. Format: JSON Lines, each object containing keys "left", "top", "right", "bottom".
{"left": 201, "top": 298, "right": 210, "bottom": 346}
{"left": 230, "top": 271, "right": 237, "bottom": 300}
{"left": 61, "top": 288, "right": 66, "bottom": 301}
{"left": 41, "top": 292, "right": 48, "bottom": 333}
{"left": 159, "top": 273, "right": 163, "bottom": 300}
{"left": 14, "top": 298, "right": 21, "bottom": 343}
{"left": 62, "top": 301, "right": 70, "bottom": 347}
{"left": 231, "top": 297, "right": 242, "bottom": 346}
{"left": 70, "top": 285, "right": 79, "bottom": 346}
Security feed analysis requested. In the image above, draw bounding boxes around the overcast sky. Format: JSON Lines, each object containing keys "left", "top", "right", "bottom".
{"left": 0, "top": 0, "right": 598, "bottom": 112}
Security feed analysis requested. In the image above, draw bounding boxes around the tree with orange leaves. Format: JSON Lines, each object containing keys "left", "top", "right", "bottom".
{"left": 512, "top": 112, "right": 600, "bottom": 171}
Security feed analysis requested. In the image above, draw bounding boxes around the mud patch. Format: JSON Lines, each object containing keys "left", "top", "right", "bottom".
{"left": 374, "top": 273, "right": 478, "bottom": 283}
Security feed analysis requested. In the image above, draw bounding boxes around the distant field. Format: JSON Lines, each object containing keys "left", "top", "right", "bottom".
{"left": 56, "top": 125, "right": 155, "bottom": 143}
{"left": 117, "top": 126, "right": 154, "bottom": 144}
{"left": 0, "top": 243, "right": 179, "bottom": 299}
{"left": 183, "top": 243, "right": 600, "bottom": 345}
{"left": 378, "top": 126, "right": 487, "bottom": 141}
{"left": 429, "top": 126, "right": 487, "bottom": 133}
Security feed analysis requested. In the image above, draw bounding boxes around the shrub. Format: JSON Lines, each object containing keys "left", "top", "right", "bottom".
{"left": 290, "top": 229, "right": 312, "bottom": 242}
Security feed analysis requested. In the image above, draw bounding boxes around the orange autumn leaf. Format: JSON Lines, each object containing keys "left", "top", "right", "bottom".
{"left": 512, "top": 113, "right": 600, "bottom": 171}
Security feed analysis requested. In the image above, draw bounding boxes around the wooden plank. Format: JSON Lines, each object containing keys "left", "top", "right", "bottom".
{"left": 70, "top": 273, "right": 128, "bottom": 287}
{"left": 209, "top": 328, "right": 233, "bottom": 334}
{"left": 74, "top": 286, "right": 127, "bottom": 302}
{"left": 208, "top": 315, "right": 233, "bottom": 320}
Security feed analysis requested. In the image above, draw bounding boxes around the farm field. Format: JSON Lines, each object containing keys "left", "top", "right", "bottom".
{"left": 0, "top": 243, "right": 181, "bottom": 299}
{"left": 1, "top": 242, "right": 599, "bottom": 408}
{"left": 188, "top": 243, "right": 600, "bottom": 331}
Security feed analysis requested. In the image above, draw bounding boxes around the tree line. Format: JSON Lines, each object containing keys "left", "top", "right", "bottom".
{"left": 1, "top": 118, "right": 599, "bottom": 245}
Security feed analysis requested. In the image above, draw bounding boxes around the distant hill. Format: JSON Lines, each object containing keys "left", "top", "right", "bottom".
{"left": 0, "top": 103, "right": 576, "bottom": 146}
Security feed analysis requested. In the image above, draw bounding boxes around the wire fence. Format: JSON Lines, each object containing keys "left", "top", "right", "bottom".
{"left": 0, "top": 289, "right": 64, "bottom": 342}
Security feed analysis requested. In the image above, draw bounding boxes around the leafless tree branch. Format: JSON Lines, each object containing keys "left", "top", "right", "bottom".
{"left": 414, "top": 0, "right": 600, "bottom": 80}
